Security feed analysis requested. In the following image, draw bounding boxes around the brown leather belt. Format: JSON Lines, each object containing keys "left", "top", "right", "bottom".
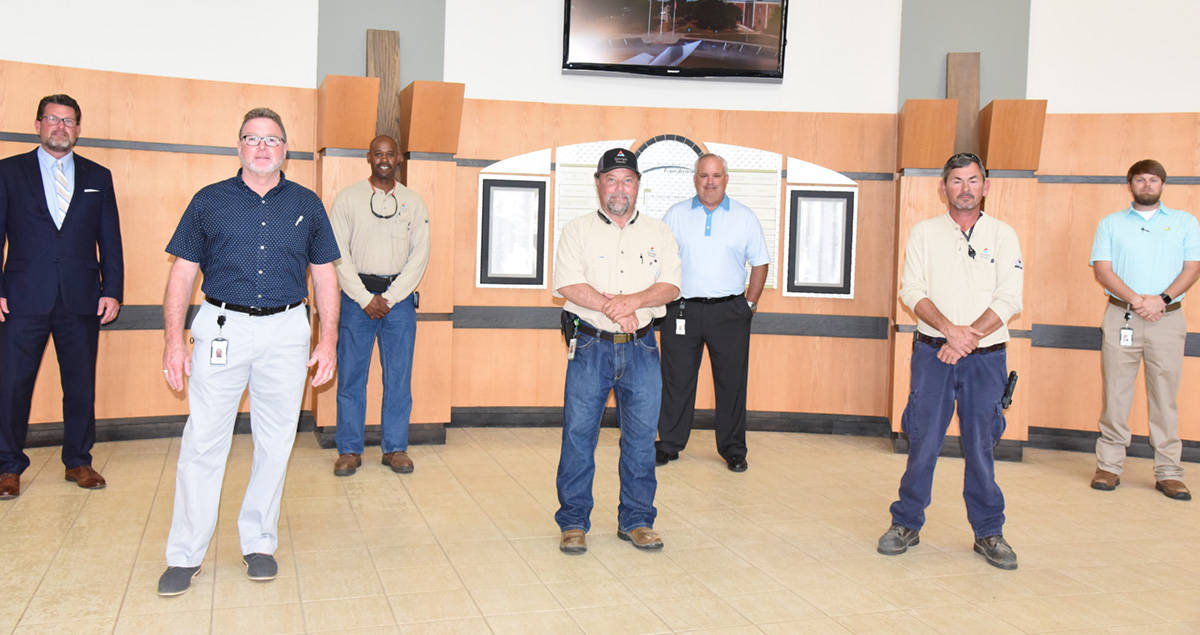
{"left": 1108, "top": 295, "right": 1181, "bottom": 312}
{"left": 576, "top": 321, "right": 652, "bottom": 344}
{"left": 915, "top": 332, "right": 1006, "bottom": 355}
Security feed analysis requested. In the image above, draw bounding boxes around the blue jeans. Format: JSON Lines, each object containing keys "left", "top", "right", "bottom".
{"left": 889, "top": 339, "right": 1007, "bottom": 538}
{"left": 335, "top": 292, "right": 415, "bottom": 454}
{"left": 555, "top": 327, "right": 661, "bottom": 533}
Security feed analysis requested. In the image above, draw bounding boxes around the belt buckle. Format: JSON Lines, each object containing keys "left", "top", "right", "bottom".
{"left": 612, "top": 332, "right": 633, "bottom": 344}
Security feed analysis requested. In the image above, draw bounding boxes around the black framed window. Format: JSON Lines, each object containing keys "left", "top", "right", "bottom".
{"left": 784, "top": 188, "right": 857, "bottom": 297}
{"left": 478, "top": 178, "right": 548, "bottom": 287}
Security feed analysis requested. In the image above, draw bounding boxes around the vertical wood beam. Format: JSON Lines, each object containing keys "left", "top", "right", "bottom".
{"left": 366, "top": 29, "right": 401, "bottom": 141}
{"left": 946, "top": 52, "right": 980, "bottom": 155}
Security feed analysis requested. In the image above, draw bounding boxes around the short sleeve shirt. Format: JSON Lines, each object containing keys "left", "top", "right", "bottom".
{"left": 663, "top": 194, "right": 770, "bottom": 298}
{"left": 553, "top": 210, "right": 682, "bottom": 331}
{"left": 1089, "top": 204, "right": 1200, "bottom": 299}
{"left": 166, "top": 170, "right": 340, "bottom": 307}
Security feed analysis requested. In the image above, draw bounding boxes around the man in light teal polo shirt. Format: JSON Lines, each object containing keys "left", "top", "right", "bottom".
{"left": 1089, "top": 159, "right": 1200, "bottom": 500}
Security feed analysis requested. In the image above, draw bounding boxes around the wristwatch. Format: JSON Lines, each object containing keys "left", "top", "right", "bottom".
{"left": 746, "top": 299, "right": 757, "bottom": 312}
{"left": 1161, "top": 292, "right": 1172, "bottom": 305}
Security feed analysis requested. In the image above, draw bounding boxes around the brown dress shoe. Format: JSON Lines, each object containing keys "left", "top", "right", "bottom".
{"left": 64, "top": 465, "right": 106, "bottom": 489}
{"left": 559, "top": 529, "right": 587, "bottom": 555}
{"left": 1156, "top": 479, "right": 1191, "bottom": 501}
{"left": 333, "top": 453, "right": 362, "bottom": 477}
{"left": 0, "top": 472, "right": 19, "bottom": 499}
{"left": 1091, "top": 468, "right": 1120, "bottom": 491}
{"left": 382, "top": 451, "right": 414, "bottom": 474}
{"left": 618, "top": 527, "right": 663, "bottom": 550}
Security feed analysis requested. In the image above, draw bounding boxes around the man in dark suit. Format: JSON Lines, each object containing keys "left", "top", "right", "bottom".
{"left": 0, "top": 94, "right": 124, "bottom": 499}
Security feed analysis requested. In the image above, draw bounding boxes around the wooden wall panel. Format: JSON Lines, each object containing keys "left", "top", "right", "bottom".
{"left": 897, "top": 100, "right": 957, "bottom": 170}
{"left": 316, "top": 75, "right": 379, "bottom": 152}
{"left": 398, "top": 82, "right": 466, "bottom": 155}
{"left": 405, "top": 160, "right": 456, "bottom": 314}
{"left": 451, "top": 330, "right": 569, "bottom": 408}
{"left": 978, "top": 100, "right": 1046, "bottom": 171}
{"left": 1039, "top": 113, "right": 1200, "bottom": 176}
{"left": 0, "top": 60, "right": 316, "bottom": 151}
{"left": 748, "top": 336, "right": 889, "bottom": 416}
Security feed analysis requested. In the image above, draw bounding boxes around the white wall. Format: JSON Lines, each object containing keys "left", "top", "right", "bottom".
{"left": 1027, "top": 0, "right": 1200, "bottom": 113}
{"left": 0, "top": 0, "right": 319, "bottom": 88}
{"left": 443, "top": 0, "right": 903, "bottom": 114}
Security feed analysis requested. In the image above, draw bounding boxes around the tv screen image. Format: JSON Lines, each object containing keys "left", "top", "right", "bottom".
{"left": 563, "top": 0, "right": 788, "bottom": 80}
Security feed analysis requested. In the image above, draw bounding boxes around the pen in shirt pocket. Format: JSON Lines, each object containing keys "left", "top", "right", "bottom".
{"left": 295, "top": 215, "right": 303, "bottom": 226}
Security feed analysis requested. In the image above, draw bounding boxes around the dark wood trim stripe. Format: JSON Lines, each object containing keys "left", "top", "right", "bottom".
{"left": 0, "top": 131, "right": 313, "bottom": 160}
{"left": 450, "top": 407, "right": 890, "bottom": 437}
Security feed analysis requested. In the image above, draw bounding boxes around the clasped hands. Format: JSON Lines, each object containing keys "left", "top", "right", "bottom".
{"left": 937, "top": 324, "right": 987, "bottom": 365}
{"left": 1126, "top": 294, "right": 1168, "bottom": 323}
{"left": 601, "top": 293, "right": 640, "bottom": 333}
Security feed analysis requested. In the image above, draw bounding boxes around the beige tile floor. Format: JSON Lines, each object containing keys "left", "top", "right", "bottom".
{"left": 3, "top": 427, "right": 1200, "bottom": 634}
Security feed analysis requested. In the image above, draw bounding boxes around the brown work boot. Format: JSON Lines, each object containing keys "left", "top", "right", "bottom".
{"left": 559, "top": 529, "right": 587, "bottom": 555}
{"left": 64, "top": 465, "right": 106, "bottom": 489}
{"left": 382, "top": 451, "right": 414, "bottom": 474}
{"left": 1091, "top": 468, "right": 1120, "bottom": 491}
{"left": 333, "top": 453, "right": 362, "bottom": 477}
{"left": 1156, "top": 479, "right": 1191, "bottom": 501}
{"left": 0, "top": 472, "right": 19, "bottom": 499}
{"left": 617, "top": 527, "right": 663, "bottom": 550}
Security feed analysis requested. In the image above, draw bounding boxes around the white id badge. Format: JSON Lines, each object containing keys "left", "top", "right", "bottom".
{"left": 210, "top": 337, "right": 229, "bottom": 365}
{"left": 1119, "top": 326, "right": 1133, "bottom": 347}
{"left": 566, "top": 337, "right": 577, "bottom": 361}
{"left": 675, "top": 319, "right": 686, "bottom": 336}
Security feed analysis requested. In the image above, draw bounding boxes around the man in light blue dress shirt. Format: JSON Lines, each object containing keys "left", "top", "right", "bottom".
{"left": 656, "top": 153, "right": 769, "bottom": 472}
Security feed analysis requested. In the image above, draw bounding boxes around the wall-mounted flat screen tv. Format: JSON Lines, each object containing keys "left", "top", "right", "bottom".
{"left": 563, "top": 0, "right": 788, "bottom": 81}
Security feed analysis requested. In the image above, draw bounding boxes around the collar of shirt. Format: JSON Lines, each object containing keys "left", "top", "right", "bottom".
{"left": 596, "top": 208, "right": 640, "bottom": 226}
{"left": 691, "top": 194, "right": 730, "bottom": 213}
{"left": 1123, "top": 203, "right": 1165, "bottom": 220}
{"left": 36, "top": 146, "right": 74, "bottom": 172}
{"left": 234, "top": 167, "right": 291, "bottom": 199}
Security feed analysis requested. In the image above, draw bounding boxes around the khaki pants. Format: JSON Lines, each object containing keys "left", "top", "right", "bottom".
{"left": 1097, "top": 302, "right": 1186, "bottom": 480}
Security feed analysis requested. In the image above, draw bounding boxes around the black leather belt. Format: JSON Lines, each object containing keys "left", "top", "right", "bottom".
{"left": 915, "top": 332, "right": 1006, "bottom": 354}
{"left": 680, "top": 294, "right": 740, "bottom": 304}
{"left": 206, "top": 296, "right": 304, "bottom": 317}
{"left": 1108, "top": 295, "right": 1181, "bottom": 312}
{"left": 577, "top": 321, "right": 652, "bottom": 344}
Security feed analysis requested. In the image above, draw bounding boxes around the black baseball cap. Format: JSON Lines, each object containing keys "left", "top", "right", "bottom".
{"left": 595, "top": 148, "right": 640, "bottom": 177}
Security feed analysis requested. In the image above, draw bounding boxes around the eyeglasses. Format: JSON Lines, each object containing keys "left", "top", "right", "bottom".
{"left": 40, "top": 114, "right": 78, "bottom": 127}
{"left": 241, "top": 135, "right": 285, "bottom": 147}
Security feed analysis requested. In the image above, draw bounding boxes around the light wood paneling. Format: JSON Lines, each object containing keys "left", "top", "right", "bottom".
{"left": 398, "top": 81, "right": 466, "bottom": 155}
{"left": 978, "top": 100, "right": 1047, "bottom": 171}
{"left": 405, "top": 160, "right": 456, "bottom": 314}
{"left": 1038, "top": 113, "right": 1200, "bottom": 176}
{"left": 0, "top": 60, "right": 316, "bottom": 151}
{"left": 317, "top": 75, "right": 379, "bottom": 152}
{"left": 897, "top": 100, "right": 957, "bottom": 170}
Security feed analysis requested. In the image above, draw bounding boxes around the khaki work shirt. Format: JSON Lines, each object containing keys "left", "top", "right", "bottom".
{"left": 553, "top": 210, "right": 682, "bottom": 332}
{"left": 329, "top": 179, "right": 431, "bottom": 308}
{"left": 900, "top": 212, "right": 1023, "bottom": 347}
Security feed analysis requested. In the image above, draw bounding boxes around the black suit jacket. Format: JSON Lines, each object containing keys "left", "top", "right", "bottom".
{"left": 0, "top": 148, "right": 124, "bottom": 315}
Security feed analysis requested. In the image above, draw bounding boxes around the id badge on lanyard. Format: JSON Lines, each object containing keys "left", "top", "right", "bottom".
{"left": 1119, "top": 311, "right": 1134, "bottom": 347}
{"left": 211, "top": 312, "right": 229, "bottom": 365}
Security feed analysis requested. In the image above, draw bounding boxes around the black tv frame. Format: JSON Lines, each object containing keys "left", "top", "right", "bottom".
{"left": 562, "top": 0, "right": 788, "bottom": 81}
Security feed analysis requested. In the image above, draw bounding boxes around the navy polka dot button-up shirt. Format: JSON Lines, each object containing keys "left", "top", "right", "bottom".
{"left": 166, "top": 170, "right": 340, "bottom": 307}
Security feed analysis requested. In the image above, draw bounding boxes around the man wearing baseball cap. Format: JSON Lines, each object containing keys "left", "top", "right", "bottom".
{"left": 551, "top": 148, "right": 682, "bottom": 554}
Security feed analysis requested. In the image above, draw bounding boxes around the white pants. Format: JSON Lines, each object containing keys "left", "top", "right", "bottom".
{"left": 165, "top": 302, "right": 310, "bottom": 566}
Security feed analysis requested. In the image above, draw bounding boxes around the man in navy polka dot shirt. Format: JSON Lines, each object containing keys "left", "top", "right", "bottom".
{"left": 156, "top": 107, "right": 341, "bottom": 597}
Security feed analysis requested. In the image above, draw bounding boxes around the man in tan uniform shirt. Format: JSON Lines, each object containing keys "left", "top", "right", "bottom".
{"left": 328, "top": 135, "right": 430, "bottom": 476}
{"left": 553, "top": 148, "right": 681, "bottom": 555}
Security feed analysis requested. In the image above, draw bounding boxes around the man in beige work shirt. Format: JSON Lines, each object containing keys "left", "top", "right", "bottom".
{"left": 878, "top": 152, "right": 1023, "bottom": 570}
{"left": 552, "top": 148, "right": 681, "bottom": 555}
{"left": 329, "top": 135, "right": 430, "bottom": 476}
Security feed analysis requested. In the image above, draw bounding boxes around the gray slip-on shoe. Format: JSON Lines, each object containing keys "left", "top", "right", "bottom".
{"left": 157, "top": 566, "right": 201, "bottom": 596}
{"left": 242, "top": 553, "right": 278, "bottom": 581}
